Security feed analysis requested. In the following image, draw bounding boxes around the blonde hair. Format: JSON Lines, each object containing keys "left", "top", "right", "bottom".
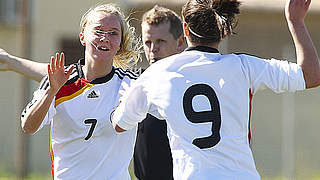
{"left": 80, "top": 3, "right": 142, "bottom": 68}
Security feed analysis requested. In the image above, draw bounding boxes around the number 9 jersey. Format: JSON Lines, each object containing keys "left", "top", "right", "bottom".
{"left": 112, "top": 46, "right": 305, "bottom": 180}
{"left": 21, "top": 59, "right": 138, "bottom": 180}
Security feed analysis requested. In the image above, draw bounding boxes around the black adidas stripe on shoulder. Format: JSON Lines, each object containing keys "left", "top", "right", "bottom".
{"left": 115, "top": 68, "right": 138, "bottom": 80}
{"left": 39, "top": 76, "right": 49, "bottom": 91}
{"left": 65, "top": 64, "right": 79, "bottom": 85}
{"left": 23, "top": 76, "right": 50, "bottom": 118}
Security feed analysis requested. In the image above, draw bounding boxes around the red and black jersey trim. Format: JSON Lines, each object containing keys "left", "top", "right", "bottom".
{"left": 55, "top": 79, "right": 93, "bottom": 107}
{"left": 90, "top": 68, "right": 115, "bottom": 84}
{"left": 37, "top": 58, "right": 133, "bottom": 107}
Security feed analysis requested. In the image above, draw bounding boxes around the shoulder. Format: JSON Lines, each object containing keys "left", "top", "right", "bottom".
{"left": 144, "top": 53, "right": 185, "bottom": 73}
{"left": 232, "top": 52, "right": 265, "bottom": 61}
{"left": 38, "top": 76, "right": 50, "bottom": 91}
{"left": 65, "top": 64, "right": 81, "bottom": 85}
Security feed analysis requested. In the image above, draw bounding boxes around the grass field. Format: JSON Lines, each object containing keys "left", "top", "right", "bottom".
{"left": 1, "top": 174, "right": 320, "bottom": 180}
{"left": 0, "top": 164, "right": 138, "bottom": 180}
{"left": 0, "top": 161, "right": 319, "bottom": 180}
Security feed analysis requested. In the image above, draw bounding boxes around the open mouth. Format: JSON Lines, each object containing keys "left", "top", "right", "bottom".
{"left": 97, "top": 47, "right": 109, "bottom": 51}
{"left": 90, "top": 42, "right": 110, "bottom": 52}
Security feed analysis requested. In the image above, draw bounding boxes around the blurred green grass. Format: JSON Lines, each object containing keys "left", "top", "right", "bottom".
{"left": 1, "top": 168, "right": 320, "bottom": 180}
{"left": 1, "top": 175, "right": 320, "bottom": 180}
{"left": 1, "top": 174, "right": 320, "bottom": 180}
{"left": 0, "top": 173, "right": 51, "bottom": 180}
{"left": 0, "top": 161, "right": 137, "bottom": 180}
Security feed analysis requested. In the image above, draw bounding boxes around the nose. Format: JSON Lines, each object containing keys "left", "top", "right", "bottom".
{"left": 150, "top": 42, "right": 159, "bottom": 53}
{"left": 99, "top": 36, "right": 109, "bottom": 43}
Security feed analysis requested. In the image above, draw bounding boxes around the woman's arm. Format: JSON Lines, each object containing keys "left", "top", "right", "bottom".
{"left": 21, "top": 53, "right": 74, "bottom": 134}
{"left": 285, "top": 0, "right": 320, "bottom": 88}
{"left": 0, "top": 48, "right": 47, "bottom": 82}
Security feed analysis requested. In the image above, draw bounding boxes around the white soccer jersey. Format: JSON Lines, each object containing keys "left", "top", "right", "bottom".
{"left": 21, "top": 59, "right": 137, "bottom": 180}
{"left": 113, "top": 46, "right": 305, "bottom": 180}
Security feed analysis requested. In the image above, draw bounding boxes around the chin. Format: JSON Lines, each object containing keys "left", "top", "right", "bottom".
{"left": 150, "top": 58, "right": 160, "bottom": 64}
{"left": 91, "top": 54, "right": 110, "bottom": 62}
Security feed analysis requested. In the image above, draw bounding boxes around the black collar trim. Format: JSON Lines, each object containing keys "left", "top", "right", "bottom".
{"left": 76, "top": 59, "right": 85, "bottom": 79}
{"left": 76, "top": 59, "right": 115, "bottom": 84}
{"left": 185, "top": 46, "right": 219, "bottom": 53}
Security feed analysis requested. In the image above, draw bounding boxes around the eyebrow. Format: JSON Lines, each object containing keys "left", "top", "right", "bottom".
{"left": 94, "top": 26, "right": 121, "bottom": 32}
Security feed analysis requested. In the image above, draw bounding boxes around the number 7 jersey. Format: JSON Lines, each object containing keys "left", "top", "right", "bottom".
{"left": 113, "top": 46, "right": 305, "bottom": 180}
{"left": 21, "top": 59, "right": 138, "bottom": 180}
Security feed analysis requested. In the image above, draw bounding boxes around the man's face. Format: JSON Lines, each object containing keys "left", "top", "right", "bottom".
{"left": 142, "top": 22, "right": 182, "bottom": 64}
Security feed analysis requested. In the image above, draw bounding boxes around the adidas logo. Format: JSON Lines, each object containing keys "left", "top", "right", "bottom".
{"left": 87, "top": 90, "right": 99, "bottom": 98}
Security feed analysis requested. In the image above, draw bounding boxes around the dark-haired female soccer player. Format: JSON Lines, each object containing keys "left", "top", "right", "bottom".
{"left": 113, "top": 0, "right": 320, "bottom": 179}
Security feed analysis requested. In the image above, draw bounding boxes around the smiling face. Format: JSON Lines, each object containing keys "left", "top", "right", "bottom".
{"left": 80, "top": 11, "right": 122, "bottom": 64}
{"left": 142, "top": 22, "right": 182, "bottom": 64}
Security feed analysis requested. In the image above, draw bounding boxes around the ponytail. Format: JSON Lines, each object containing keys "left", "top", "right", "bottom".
{"left": 182, "top": 0, "right": 241, "bottom": 44}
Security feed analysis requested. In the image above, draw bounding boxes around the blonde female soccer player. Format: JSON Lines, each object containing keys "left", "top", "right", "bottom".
{"left": 21, "top": 4, "right": 141, "bottom": 180}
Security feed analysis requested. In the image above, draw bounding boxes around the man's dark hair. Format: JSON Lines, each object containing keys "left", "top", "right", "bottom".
{"left": 142, "top": 5, "right": 183, "bottom": 40}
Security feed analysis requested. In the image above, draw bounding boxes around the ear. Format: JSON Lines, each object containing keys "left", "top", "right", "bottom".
{"left": 176, "top": 35, "right": 185, "bottom": 53}
{"left": 183, "top": 22, "right": 190, "bottom": 37}
{"left": 79, "top": 32, "right": 86, "bottom": 46}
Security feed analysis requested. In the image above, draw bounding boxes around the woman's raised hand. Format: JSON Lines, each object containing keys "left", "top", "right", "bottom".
{"left": 47, "top": 52, "right": 74, "bottom": 94}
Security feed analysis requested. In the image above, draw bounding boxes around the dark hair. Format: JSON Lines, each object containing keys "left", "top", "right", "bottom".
{"left": 142, "top": 5, "right": 183, "bottom": 40}
{"left": 182, "top": 0, "right": 240, "bottom": 44}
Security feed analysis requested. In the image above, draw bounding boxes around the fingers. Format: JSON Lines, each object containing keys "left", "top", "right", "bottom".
{"left": 47, "top": 64, "right": 52, "bottom": 79}
{"left": 50, "top": 56, "right": 55, "bottom": 73}
{"left": 289, "top": 0, "right": 311, "bottom": 9}
{"left": 50, "top": 52, "right": 65, "bottom": 72}
{"left": 60, "top": 52, "right": 65, "bottom": 68}
{"left": 305, "top": 0, "right": 311, "bottom": 8}
{"left": 66, "top": 65, "right": 74, "bottom": 76}
{"left": 285, "top": 0, "right": 311, "bottom": 22}
{"left": 55, "top": 53, "right": 60, "bottom": 69}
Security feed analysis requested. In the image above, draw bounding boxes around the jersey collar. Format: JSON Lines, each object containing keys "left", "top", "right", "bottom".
{"left": 185, "top": 46, "right": 219, "bottom": 53}
{"left": 76, "top": 59, "right": 115, "bottom": 84}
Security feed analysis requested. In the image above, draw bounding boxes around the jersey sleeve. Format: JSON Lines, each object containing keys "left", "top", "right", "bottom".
{"left": 113, "top": 77, "right": 150, "bottom": 130}
{"left": 239, "top": 54, "right": 306, "bottom": 94}
{"left": 21, "top": 76, "right": 56, "bottom": 134}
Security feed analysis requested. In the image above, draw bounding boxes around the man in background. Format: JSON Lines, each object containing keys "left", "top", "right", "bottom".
{"left": 134, "top": 5, "right": 185, "bottom": 180}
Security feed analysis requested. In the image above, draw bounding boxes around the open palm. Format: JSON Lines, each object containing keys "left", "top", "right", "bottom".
{"left": 0, "top": 48, "right": 10, "bottom": 71}
{"left": 285, "top": 0, "right": 311, "bottom": 22}
{"left": 48, "top": 52, "right": 74, "bottom": 94}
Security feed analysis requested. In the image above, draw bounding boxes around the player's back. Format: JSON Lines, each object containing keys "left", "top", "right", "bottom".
{"left": 130, "top": 45, "right": 303, "bottom": 179}
{"left": 141, "top": 47, "right": 260, "bottom": 180}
